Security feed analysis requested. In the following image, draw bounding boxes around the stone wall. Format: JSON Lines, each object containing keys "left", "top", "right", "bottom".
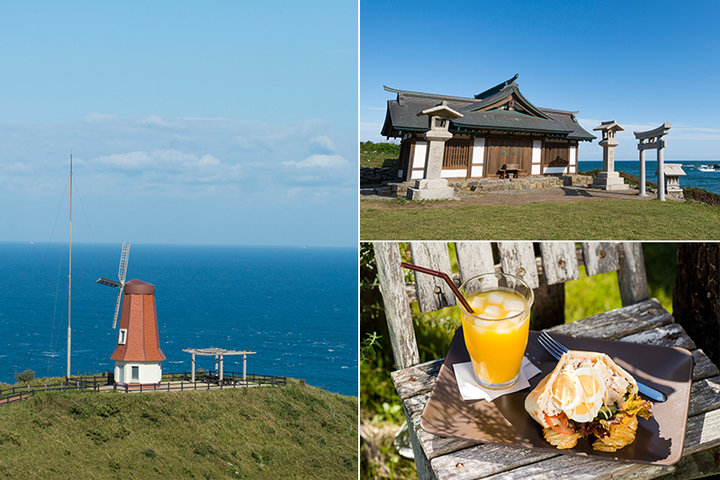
{"left": 369, "top": 175, "right": 593, "bottom": 198}
{"left": 450, "top": 176, "right": 563, "bottom": 193}
{"left": 560, "top": 174, "right": 593, "bottom": 187}
{"left": 360, "top": 167, "right": 399, "bottom": 184}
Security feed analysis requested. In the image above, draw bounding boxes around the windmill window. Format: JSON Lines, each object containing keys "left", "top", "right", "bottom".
{"left": 131, "top": 366, "right": 139, "bottom": 382}
{"left": 118, "top": 329, "right": 127, "bottom": 345}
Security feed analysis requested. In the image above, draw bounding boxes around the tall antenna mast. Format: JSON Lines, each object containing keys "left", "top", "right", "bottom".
{"left": 67, "top": 152, "right": 72, "bottom": 380}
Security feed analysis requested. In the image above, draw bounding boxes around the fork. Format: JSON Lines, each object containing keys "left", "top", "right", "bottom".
{"left": 538, "top": 331, "right": 667, "bottom": 402}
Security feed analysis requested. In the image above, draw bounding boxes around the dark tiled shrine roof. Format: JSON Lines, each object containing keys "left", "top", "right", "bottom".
{"left": 381, "top": 74, "right": 595, "bottom": 141}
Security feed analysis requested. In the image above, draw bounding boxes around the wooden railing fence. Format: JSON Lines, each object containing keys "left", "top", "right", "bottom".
{"left": 0, "top": 371, "right": 287, "bottom": 405}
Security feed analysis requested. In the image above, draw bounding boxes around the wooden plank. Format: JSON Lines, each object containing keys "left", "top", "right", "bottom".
{"left": 374, "top": 242, "right": 420, "bottom": 369}
{"left": 431, "top": 443, "right": 558, "bottom": 480}
{"left": 642, "top": 447, "right": 720, "bottom": 480}
{"left": 689, "top": 375, "right": 720, "bottom": 417}
{"left": 692, "top": 349, "right": 720, "bottom": 381}
{"left": 398, "top": 355, "right": 720, "bottom": 460}
{"left": 581, "top": 242, "right": 620, "bottom": 276}
{"left": 478, "top": 408, "right": 720, "bottom": 480}
{"left": 497, "top": 242, "right": 539, "bottom": 289}
{"left": 391, "top": 358, "right": 443, "bottom": 401}
{"left": 405, "top": 409, "right": 438, "bottom": 480}
{"left": 403, "top": 350, "right": 719, "bottom": 478}
{"left": 410, "top": 242, "right": 456, "bottom": 313}
{"left": 412, "top": 415, "right": 480, "bottom": 460}
{"left": 618, "top": 243, "right": 650, "bottom": 306}
{"left": 478, "top": 451, "right": 662, "bottom": 480}
{"left": 683, "top": 407, "right": 720, "bottom": 455}
{"left": 403, "top": 391, "right": 431, "bottom": 420}
{"left": 618, "top": 322, "right": 697, "bottom": 350}
{"left": 546, "top": 299, "right": 673, "bottom": 339}
{"left": 455, "top": 242, "right": 495, "bottom": 283}
{"left": 539, "top": 242, "right": 579, "bottom": 285}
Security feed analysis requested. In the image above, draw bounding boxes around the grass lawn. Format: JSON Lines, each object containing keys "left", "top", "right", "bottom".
{"left": 0, "top": 380, "right": 357, "bottom": 480}
{"left": 361, "top": 198, "right": 720, "bottom": 240}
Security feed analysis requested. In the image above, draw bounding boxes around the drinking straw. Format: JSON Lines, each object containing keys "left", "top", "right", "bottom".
{"left": 400, "top": 262, "right": 475, "bottom": 313}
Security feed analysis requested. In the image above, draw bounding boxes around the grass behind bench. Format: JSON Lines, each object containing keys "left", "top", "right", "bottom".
{"left": 0, "top": 379, "right": 357, "bottom": 480}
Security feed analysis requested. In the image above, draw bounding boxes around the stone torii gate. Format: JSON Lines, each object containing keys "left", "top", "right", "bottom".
{"left": 634, "top": 122, "right": 671, "bottom": 201}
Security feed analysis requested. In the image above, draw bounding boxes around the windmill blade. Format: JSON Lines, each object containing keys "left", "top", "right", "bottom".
{"left": 97, "top": 277, "right": 122, "bottom": 288}
{"left": 118, "top": 242, "right": 131, "bottom": 284}
{"left": 112, "top": 286, "right": 124, "bottom": 329}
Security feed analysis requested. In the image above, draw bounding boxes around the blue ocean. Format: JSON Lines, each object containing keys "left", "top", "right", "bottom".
{"left": 0, "top": 243, "right": 358, "bottom": 397}
{"left": 579, "top": 160, "right": 720, "bottom": 194}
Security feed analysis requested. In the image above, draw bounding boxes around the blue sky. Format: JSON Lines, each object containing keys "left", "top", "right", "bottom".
{"left": 0, "top": 2, "right": 357, "bottom": 247}
{"left": 361, "top": 0, "right": 720, "bottom": 162}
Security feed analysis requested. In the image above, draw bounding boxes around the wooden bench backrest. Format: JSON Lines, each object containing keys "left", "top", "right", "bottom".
{"left": 373, "top": 242, "right": 649, "bottom": 369}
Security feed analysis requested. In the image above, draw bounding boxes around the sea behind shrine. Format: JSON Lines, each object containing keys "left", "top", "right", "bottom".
{"left": 0, "top": 243, "right": 358, "bottom": 396}
{"left": 579, "top": 160, "right": 720, "bottom": 194}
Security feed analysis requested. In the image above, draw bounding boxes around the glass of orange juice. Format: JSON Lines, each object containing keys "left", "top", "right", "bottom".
{"left": 458, "top": 273, "right": 534, "bottom": 389}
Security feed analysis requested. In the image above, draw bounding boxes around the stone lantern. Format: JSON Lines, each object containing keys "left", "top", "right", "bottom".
{"left": 407, "top": 101, "right": 462, "bottom": 200}
{"left": 591, "top": 121, "right": 628, "bottom": 190}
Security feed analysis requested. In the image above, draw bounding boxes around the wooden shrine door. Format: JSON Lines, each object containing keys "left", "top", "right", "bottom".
{"left": 543, "top": 142, "right": 570, "bottom": 174}
{"left": 484, "top": 137, "right": 532, "bottom": 177}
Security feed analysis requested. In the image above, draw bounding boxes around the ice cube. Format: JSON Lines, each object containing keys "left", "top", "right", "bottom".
{"left": 505, "top": 309, "right": 524, "bottom": 317}
{"left": 487, "top": 292, "right": 504, "bottom": 305}
{"left": 472, "top": 324, "right": 490, "bottom": 335}
{"left": 502, "top": 295, "right": 526, "bottom": 312}
{"left": 470, "top": 296, "right": 487, "bottom": 311}
{"left": 481, "top": 304, "right": 503, "bottom": 319}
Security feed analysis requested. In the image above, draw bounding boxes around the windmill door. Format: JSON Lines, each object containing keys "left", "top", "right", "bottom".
{"left": 485, "top": 137, "right": 532, "bottom": 177}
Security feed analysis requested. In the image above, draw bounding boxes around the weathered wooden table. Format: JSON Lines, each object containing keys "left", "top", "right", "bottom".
{"left": 391, "top": 299, "right": 720, "bottom": 479}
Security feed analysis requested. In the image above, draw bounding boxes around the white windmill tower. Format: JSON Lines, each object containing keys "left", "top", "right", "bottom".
{"left": 96, "top": 242, "right": 131, "bottom": 329}
{"left": 97, "top": 242, "right": 165, "bottom": 386}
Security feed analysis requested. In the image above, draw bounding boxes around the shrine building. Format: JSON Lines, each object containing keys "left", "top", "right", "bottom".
{"left": 381, "top": 74, "right": 596, "bottom": 181}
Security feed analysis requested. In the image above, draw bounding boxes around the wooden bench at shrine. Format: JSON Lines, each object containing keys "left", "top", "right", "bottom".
{"left": 373, "top": 241, "right": 720, "bottom": 480}
{"left": 500, "top": 164, "right": 521, "bottom": 179}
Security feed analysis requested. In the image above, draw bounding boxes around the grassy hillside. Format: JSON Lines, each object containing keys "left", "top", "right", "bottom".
{"left": 0, "top": 380, "right": 357, "bottom": 479}
{"left": 360, "top": 141, "right": 400, "bottom": 169}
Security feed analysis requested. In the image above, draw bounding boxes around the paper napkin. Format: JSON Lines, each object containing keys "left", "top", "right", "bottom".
{"left": 453, "top": 357, "right": 542, "bottom": 401}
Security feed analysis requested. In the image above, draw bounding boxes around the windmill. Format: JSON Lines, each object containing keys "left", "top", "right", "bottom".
{"left": 96, "top": 242, "right": 131, "bottom": 328}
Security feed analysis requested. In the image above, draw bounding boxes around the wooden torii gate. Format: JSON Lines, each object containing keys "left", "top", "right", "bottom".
{"left": 634, "top": 122, "right": 671, "bottom": 201}
{"left": 182, "top": 347, "right": 256, "bottom": 384}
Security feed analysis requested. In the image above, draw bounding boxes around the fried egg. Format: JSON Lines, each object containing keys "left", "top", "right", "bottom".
{"left": 552, "top": 366, "right": 606, "bottom": 423}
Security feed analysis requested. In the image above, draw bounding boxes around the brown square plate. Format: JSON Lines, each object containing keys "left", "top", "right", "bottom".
{"left": 420, "top": 328, "right": 693, "bottom": 465}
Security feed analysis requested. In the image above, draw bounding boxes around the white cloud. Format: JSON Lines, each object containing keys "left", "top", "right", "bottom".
{"left": 137, "top": 115, "right": 168, "bottom": 127}
{"left": 0, "top": 115, "right": 357, "bottom": 197}
{"left": 93, "top": 151, "right": 154, "bottom": 169}
{"left": 198, "top": 154, "right": 220, "bottom": 166}
{"left": 309, "top": 135, "right": 336, "bottom": 154}
{"left": 91, "top": 150, "right": 224, "bottom": 173}
{"left": 83, "top": 113, "right": 118, "bottom": 123}
{"left": 282, "top": 154, "right": 348, "bottom": 169}
{"left": 178, "top": 116, "right": 232, "bottom": 122}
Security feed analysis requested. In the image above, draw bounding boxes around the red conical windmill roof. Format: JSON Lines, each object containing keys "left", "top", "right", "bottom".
{"left": 110, "top": 279, "right": 166, "bottom": 362}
